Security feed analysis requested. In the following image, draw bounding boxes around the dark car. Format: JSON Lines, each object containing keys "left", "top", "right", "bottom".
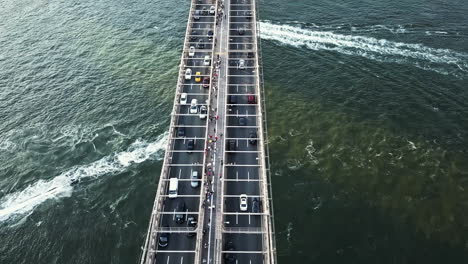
{"left": 178, "top": 127, "right": 186, "bottom": 137}
{"left": 252, "top": 198, "right": 260, "bottom": 213}
{"left": 189, "top": 36, "right": 197, "bottom": 42}
{"left": 187, "top": 139, "right": 195, "bottom": 152}
{"left": 196, "top": 39, "right": 205, "bottom": 49}
{"left": 227, "top": 139, "right": 236, "bottom": 151}
{"left": 237, "top": 27, "right": 245, "bottom": 35}
{"left": 175, "top": 201, "right": 186, "bottom": 224}
{"left": 207, "top": 30, "right": 214, "bottom": 41}
{"left": 202, "top": 7, "right": 208, "bottom": 15}
{"left": 247, "top": 52, "right": 255, "bottom": 58}
{"left": 238, "top": 117, "right": 247, "bottom": 126}
{"left": 202, "top": 77, "right": 210, "bottom": 88}
{"left": 158, "top": 233, "right": 169, "bottom": 247}
{"left": 228, "top": 95, "right": 237, "bottom": 104}
{"left": 186, "top": 216, "right": 197, "bottom": 237}
{"left": 247, "top": 94, "right": 256, "bottom": 104}
{"left": 224, "top": 241, "right": 236, "bottom": 264}
{"left": 248, "top": 131, "right": 257, "bottom": 145}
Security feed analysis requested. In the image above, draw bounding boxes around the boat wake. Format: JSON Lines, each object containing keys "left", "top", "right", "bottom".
{"left": 259, "top": 21, "right": 468, "bottom": 77}
{"left": 0, "top": 132, "right": 168, "bottom": 222}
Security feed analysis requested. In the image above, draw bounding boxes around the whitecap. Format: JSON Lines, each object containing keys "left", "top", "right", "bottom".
{"left": 0, "top": 132, "right": 168, "bottom": 222}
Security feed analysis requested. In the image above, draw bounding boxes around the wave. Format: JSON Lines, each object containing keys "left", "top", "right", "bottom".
{"left": 259, "top": 21, "right": 468, "bottom": 77}
{"left": 0, "top": 132, "right": 168, "bottom": 222}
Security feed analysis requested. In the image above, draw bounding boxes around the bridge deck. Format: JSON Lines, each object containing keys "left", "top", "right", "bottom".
{"left": 140, "top": 0, "right": 276, "bottom": 263}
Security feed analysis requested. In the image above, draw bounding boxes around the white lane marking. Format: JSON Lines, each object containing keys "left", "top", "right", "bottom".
{"left": 236, "top": 212, "right": 238, "bottom": 225}
{"left": 247, "top": 171, "right": 250, "bottom": 181}
{"left": 173, "top": 208, "right": 176, "bottom": 221}
{"left": 167, "top": 256, "right": 170, "bottom": 264}
{"left": 236, "top": 139, "right": 238, "bottom": 148}
{"left": 184, "top": 137, "right": 186, "bottom": 144}
{"left": 237, "top": 85, "right": 239, "bottom": 93}
{"left": 190, "top": 168, "right": 193, "bottom": 180}
{"left": 180, "top": 256, "right": 184, "bottom": 264}
{"left": 179, "top": 169, "right": 182, "bottom": 179}
{"left": 236, "top": 171, "right": 238, "bottom": 181}
{"left": 249, "top": 213, "right": 251, "bottom": 225}
{"left": 246, "top": 109, "right": 249, "bottom": 115}
{"left": 186, "top": 208, "right": 188, "bottom": 222}
{"left": 190, "top": 83, "right": 193, "bottom": 90}
{"left": 245, "top": 85, "right": 247, "bottom": 93}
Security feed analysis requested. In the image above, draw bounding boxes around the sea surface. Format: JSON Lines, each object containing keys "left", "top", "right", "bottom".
{"left": 1, "top": 0, "right": 468, "bottom": 263}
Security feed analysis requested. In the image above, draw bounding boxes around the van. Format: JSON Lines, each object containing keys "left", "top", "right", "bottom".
{"left": 168, "top": 178, "right": 178, "bottom": 199}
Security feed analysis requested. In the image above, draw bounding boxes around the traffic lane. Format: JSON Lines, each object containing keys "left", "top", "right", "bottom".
{"left": 226, "top": 166, "right": 259, "bottom": 180}
{"left": 228, "top": 65, "right": 255, "bottom": 75}
{"left": 226, "top": 115, "right": 257, "bottom": 126}
{"left": 227, "top": 253, "right": 263, "bottom": 264}
{"left": 173, "top": 125, "right": 205, "bottom": 138}
{"left": 155, "top": 252, "right": 195, "bottom": 264}
{"left": 168, "top": 166, "right": 202, "bottom": 180}
{"left": 228, "top": 59, "right": 255, "bottom": 68}
{"left": 173, "top": 137, "right": 206, "bottom": 151}
{"left": 228, "top": 76, "right": 255, "bottom": 84}
{"left": 224, "top": 138, "right": 258, "bottom": 151}
{"left": 176, "top": 114, "right": 207, "bottom": 126}
{"left": 224, "top": 233, "right": 263, "bottom": 251}
{"left": 225, "top": 151, "right": 259, "bottom": 165}
{"left": 170, "top": 150, "right": 205, "bottom": 165}
{"left": 228, "top": 36, "right": 254, "bottom": 43}
{"left": 182, "top": 65, "right": 211, "bottom": 75}
{"left": 224, "top": 214, "right": 261, "bottom": 228}
{"left": 226, "top": 127, "right": 257, "bottom": 139}
{"left": 181, "top": 83, "right": 208, "bottom": 93}
{"left": 225, "top": 181, "right": 259, "bottom": 196}
{"left": 160, "top": 198, "right": 201, "bottom": 223}
{"left": 177, "top": 93, "right": 208, "bottom": 105}
{"left": 227, "top": 84, "right": 255, "bottom": 94}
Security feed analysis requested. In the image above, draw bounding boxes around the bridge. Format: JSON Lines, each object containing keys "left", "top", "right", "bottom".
{"left": 140, "top": 0, "right": 276, "bottom": 263}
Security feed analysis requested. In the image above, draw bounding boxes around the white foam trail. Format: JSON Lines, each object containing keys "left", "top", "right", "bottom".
{"left": 0, "top": 132, "right": 168, "bottom": 222}
{"left": 259, "top": 21, "right": 468, "bottom": 76}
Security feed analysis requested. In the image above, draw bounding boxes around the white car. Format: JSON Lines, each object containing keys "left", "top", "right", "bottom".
{"left": 199, "top": 105, "right": 207, "bottom": 119}
{"left": 190, "top": 171, "right": 199, "bottom": 188}
{"left": 238, "top": 59, "right": 245, "bottom": 70}
{"left": 239, "top": 194, "right": 248, "bottom": 212}
{"left": 180, "top": 93, "right": 188, "bottom": 105}
{"left": 189, "top": 46, "right": 195, "bottom": 57}
{"left": 203, "top": 55, "right": 211, "bottom": 66}
{"left": 185, "top": 68, "right": 192, "bottom": 80}
{"left": 209, "top": 6, "right": 216, "bottom": 15}
{"left": 189, "top": 99, "right": 198, "bottom": 114}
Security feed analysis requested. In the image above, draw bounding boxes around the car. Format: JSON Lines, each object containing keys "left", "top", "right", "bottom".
{"left": 194, "top": 9, "right": 201, "bottom": 20}
{"left": 245, "top": 11, "right": 253, "bottom": 19}
{"left": 240, "top": 194, "right": 248, "bottom": 211}
{"left": 190, "top": 99, "right": 198, "bottom": 114}
{"left": 247, "top": 93, "right": 256, "bottom": 104}
{"left": 199, "top": 105, "right": 207, "bottom": 119}
{"left": 186, "top": 216, "right": 197, "bottom": 237}
{"left": 202, "top": 7, "right": 208, "bottom": 15}
{"left": 195, "top": 72, "right": 202, "bottom": 82}
{"left": 207, "top": 30, "right": 214, "bottom": 41}
{"left": 202, "top": 77, "right": 210, "bottom": 88}
{"left": 158, "top": 233, "right": 169, "bottom": 247}
{"left": 189, "top": 46, "right": 195, "bottom": 57}
{"left": 228, "top": 95, "right": 237, "bottom": 104}
{"left": 196, "top": 39, "right": 205, "bottom": 49}
{"left": 177, "top": 127, "right": 186, "bottom": 137}
{"left": 238, "top": 117, "right": 246, "bottom": 126}
{"left": 227, "top": 139, "right": 236, "bottom": 151}
{"left": 252, "top": 198, "right": 260, "bottom": 213}
{"left": 248, "top": 131, "right": 257, "bottom": 145}
{"left": 187, "top": 139, "right": 195, "bottom": 152}
{"left": 189, "top": 36, "right": 197, "bottom": 42}
{"left": 238, "top": 59, "right": 245, "bottom": 70}
{"left": 203, "top": 55, "right": 211, "bottom": 66}
{"left": 180, "top": 93, "right": 188, "bottom": 104}
{"left": 209, "top": 6, "right": 216, "bottom": 15}
{"left": 247, "top": 52, "right": 254, "bottom": 58}
{"left": 237, "top": 27, "right": 245, "bottom": 35}
{"left": 185, "top": 68, "right": 192, "bottom": 80}
{"left": 191, "top": 171, "right": 199, "bottom": 188}
{"left": 175, "top": 201, "right": 186, "bottom": 224}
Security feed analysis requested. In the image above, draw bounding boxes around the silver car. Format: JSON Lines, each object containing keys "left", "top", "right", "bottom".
{"left": 191, "top": 171, "right": 199, "bottom": 188}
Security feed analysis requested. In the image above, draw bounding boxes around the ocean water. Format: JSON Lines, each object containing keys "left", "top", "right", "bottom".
{"left": 1, "top": 0, "right": 468, "bottom": 263}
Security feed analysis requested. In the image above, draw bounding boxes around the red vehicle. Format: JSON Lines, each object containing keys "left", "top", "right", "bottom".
{"left": 202, "top": 77, "right": 210, "bottom": 88}
{"left": 247, "top": 93, "right": 256, "bottom": 104}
